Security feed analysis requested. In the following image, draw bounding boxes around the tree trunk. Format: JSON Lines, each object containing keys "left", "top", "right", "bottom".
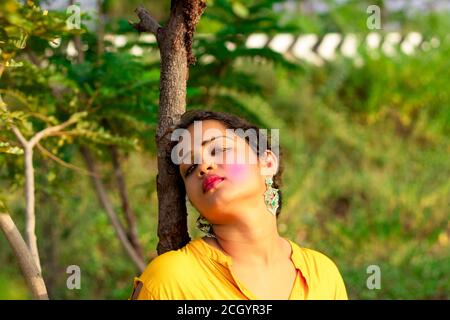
{"left": 23, "top": 145, "right": 42, "bottom": 273}
{"left": 80, "top": 146, "right": 146, "bottom": 272}
{"left": 109, "top": 145, "right": 144, "bottom": 258}
{"left": 0, "top": 213, "right": 48, "bottom": 300}
{"left": 11, "top": 118, "right": 79, "bottom": 274}
{"left": 132, "top": 0, "right": 206, "bottom": 255}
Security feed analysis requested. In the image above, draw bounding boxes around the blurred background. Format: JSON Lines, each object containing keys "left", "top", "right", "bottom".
{"left": 0, "top": 0, "right": 449, "bottom": 299}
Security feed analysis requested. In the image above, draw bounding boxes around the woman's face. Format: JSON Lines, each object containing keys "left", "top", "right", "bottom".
{"left": 178, "top": 120, "right": 278, "bottom": 224}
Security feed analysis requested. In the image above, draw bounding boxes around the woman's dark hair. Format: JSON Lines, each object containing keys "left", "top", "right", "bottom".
{"left": 169, "top": 109, "right": 284, "bottom": 218}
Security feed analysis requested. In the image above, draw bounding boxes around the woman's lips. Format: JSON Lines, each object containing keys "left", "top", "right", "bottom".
{"left": 203, "top": 177, "right": 225, "bottom": 193}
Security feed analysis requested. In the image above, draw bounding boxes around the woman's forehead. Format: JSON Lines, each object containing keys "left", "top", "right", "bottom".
{"left": 184, "top": 120, "right": 244, "bottom": 146}
{"left": 173, "top": 119, "right": 263, "bottom": 167}
{"left": 186, "top": 119, "right": 228, "bottom": 132}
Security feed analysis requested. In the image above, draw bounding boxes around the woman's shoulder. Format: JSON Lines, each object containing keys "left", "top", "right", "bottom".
{"left": 289, "top": 240, "right": 344, "bottom": 279}
{"left": 140, "top": 239, "right": 201, "bottom": 281}
{"left": 289, "top": 240, "right": 348, "bottom": 299}
{"left": 131, "top": 239, "right": 205, "bottom": 299}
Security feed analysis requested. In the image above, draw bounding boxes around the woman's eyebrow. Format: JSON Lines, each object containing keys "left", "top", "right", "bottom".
{"left": 180, "top": 135, "right": 234, "bottom": 164}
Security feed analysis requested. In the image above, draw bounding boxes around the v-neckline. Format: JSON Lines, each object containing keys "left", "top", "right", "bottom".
{"left": 199, "top": 237, "right": 300, "bottom": 300}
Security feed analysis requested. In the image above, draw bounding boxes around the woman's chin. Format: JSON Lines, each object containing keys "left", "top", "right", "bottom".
{"left": 205, "top": 189, "right": 240, "bottom": 212}
{"left": 205, "top": 190, "right": 227, "bottom": 207}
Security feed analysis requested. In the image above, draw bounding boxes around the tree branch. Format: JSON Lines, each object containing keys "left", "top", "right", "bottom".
{"left": 0, "top": 63, "right": 6, "bottom": 111}
{"left": 0, "top": 213, "right": 48, "bottom": 300}
{"left": 37, "top": 142, "right": 99, "bottom": 178}
{"left": 80, "top": 146, "right": 146, "bottom": 272}
{"left": 130, "top": 6, "right": 162, "bottom": 36}
{"left": 11, "top": 126, "right": 28, "bottom": 147}
{"left": 109, "top": 145, "right": 144, "bottom": 259}
{"left": 11, "top": 126, "right": 42, "bottom": 272}
{"left": 96, "top": 0, "right": 105, "bottom": 59}
{"left": 11, "top": 117, "right": 78, "bottom": 149}
{"left": 29, "top": 117, "right": 78, "bottom": 148}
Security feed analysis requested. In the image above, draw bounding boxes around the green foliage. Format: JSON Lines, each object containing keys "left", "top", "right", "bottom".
{"left": 0, "top": 0, "right": 72, "bottom": 65}
{"left": 313, "top": 40, "right": 450, "bottom": 138}
{"left": 190, "top": 0, "right": 301, "bottom": 129}
{"left": 0, "top": 141, "right": 23, "bottom": 155}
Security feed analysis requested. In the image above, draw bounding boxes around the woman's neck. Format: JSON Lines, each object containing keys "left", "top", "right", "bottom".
{"left": 209, "top": 204, "right": 288, "bottom": 266}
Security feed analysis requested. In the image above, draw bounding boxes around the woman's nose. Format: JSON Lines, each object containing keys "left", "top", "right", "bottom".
{"left": 197, "top": 152, "right": 217, "bottom": 177}
{"left": 198, "top": 161, "right": 215, "bottom": 177}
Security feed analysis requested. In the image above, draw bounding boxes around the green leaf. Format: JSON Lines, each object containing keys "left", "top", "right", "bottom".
{"left": 231, "top": 2, "right": 249, "bottom": 18}
{"left": 0, "top": 141, "right": 23, "bottom": 155}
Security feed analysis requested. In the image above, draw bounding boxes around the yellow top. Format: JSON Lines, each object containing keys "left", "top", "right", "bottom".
{"left": 130, "top": 237, "right": 348, "bottom": 300}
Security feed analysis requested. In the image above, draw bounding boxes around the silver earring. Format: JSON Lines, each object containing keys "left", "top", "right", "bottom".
{"left": 196, "top": 215, "right": 216, "bottom": 238}
{"left": 264, "top": 177, "right": 279, "bottom": 216}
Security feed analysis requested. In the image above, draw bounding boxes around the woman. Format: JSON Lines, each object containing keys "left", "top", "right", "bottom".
{"left": 131, "top": 110, "right": 348, "bottom": 300}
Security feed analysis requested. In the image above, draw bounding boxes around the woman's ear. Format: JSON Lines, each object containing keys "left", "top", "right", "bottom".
{"left": 259, "top": 150, "right": 279, "bottom": 176}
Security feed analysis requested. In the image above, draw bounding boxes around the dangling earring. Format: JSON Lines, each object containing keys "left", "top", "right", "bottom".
{"left": 264, "top": 177, "right": 279, "bottom": 216}
{"left": 196, "top": 215, "right": 216, "bottom": 238}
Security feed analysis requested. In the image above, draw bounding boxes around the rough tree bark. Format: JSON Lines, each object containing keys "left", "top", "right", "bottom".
{"left": 0, "top": 213, "right": 49, "bottom": 300}
{"left": 131, "top": 0, "right": 206, "bottom": 254}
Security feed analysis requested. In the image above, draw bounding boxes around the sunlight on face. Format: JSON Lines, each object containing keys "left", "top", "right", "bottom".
{"left": 179, "top": 120, "right": 269, "bottom": 224}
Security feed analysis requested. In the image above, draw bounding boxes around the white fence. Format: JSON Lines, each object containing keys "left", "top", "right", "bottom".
{"left": 65, "top": 32, "right": 443, "bottom": 66}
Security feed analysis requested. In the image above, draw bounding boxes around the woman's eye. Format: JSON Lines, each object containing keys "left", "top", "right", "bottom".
{"left": 211, "top": 147, "right": 230, "bottom": 156}
{"left": 184, "top": 148, "right": 231, "bottom": 176}
{"left": 185, "top": 164, "right": 197, "bottom": 177}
